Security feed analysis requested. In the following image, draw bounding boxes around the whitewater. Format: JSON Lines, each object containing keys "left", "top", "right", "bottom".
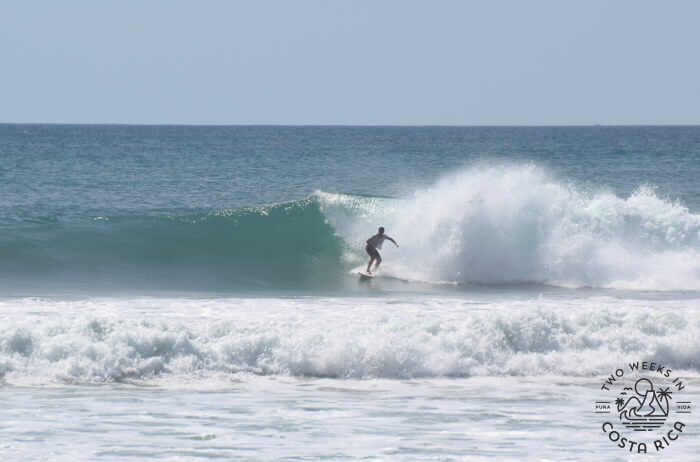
{"left": 1, "top": 125, "right": 698, "bottom": 460}
{"left": 319, "top": 164, "right": 700, "bottom": 291}
{"left": 2, "top": 295, "right": 699, "bottom": 384}
{"left": 2, "top": 293, "right": 699, "bottom": 460}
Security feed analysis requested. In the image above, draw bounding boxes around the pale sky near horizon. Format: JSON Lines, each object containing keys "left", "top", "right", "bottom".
{"left": 1, "top": 1, "right": 699, "bottom": 125}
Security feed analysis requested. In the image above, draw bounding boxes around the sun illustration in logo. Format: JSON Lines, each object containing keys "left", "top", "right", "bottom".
{"left": 615, "top": 378, "right": 673, "bottom": 431}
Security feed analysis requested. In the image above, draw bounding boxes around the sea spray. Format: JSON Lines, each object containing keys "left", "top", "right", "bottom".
{"left": 320, "top": 165, "right": 700, "bottom": 290}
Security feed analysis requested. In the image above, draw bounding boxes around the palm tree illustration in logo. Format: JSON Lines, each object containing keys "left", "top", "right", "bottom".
{"left": 616, "top": 378, "right": 672, "bottom": 431}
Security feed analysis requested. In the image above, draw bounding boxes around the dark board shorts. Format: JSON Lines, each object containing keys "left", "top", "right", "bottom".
{"left": 366, "top": 244, "right": 381, "bottom": 259}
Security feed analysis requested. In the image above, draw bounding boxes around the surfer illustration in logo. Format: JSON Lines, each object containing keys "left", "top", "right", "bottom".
{"left": 616, "top": 378, "right": 672, "bottom": 431}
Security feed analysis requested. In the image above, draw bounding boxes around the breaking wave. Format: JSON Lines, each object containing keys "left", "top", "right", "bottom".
{"left": 320, "top": 165, "right": 699, "bottom": 290}
{"left": 1, "top": 165, "right": 697, "bottom": 291}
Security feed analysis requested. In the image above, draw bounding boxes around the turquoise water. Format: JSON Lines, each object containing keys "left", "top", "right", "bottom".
{"left": 1, "top": 125, "right": 699, "bottom": 459}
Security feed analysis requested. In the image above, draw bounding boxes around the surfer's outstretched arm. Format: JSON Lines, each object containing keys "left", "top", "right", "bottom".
{"left": 387, "top": 236, "right": 399, "bottom": 247}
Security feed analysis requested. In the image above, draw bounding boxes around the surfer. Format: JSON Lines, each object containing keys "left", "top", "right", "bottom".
{"left": 365, "top": 227, "right": 398, "bottom": 274}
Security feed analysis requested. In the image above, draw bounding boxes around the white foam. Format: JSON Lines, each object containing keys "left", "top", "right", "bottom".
{"left": 0, "top": 296, "right": 697, "bottom": 385}
{"left": 317, "top": 165, "right": 700, "bottom": 290}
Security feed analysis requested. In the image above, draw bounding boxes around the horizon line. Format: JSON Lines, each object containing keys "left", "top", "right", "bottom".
{"left": 2, "top": 122, "right": 700, "bottom": 128}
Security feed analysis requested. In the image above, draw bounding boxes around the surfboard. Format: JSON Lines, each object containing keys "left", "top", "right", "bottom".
{"left": 357, "top": 271, "right": 374, "bottom": 279}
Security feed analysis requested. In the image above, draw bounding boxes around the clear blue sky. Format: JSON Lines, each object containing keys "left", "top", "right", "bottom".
{"left": 1, "top": 1, "right": 699, "bottom": 125}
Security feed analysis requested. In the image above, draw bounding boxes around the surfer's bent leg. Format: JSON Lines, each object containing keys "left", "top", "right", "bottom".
{"left": 366, "top": 244, "right": 379, "bottom": 274}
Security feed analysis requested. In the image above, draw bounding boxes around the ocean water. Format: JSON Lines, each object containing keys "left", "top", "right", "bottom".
{"left": 0, "top": 125, "right": 699, "bottom": 460}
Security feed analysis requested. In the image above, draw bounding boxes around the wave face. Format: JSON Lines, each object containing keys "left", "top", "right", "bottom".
{"left": 0, "top": 198, "right": 347, "bottom": 291}
{"left": 1, "top": 165, "right": 698, "bottom": 291}
{"left": 0, "top": 297, "right": 698, "bottom": 383}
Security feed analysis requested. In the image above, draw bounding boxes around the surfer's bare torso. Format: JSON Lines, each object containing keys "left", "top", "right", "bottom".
{"left": 367, "top": 233, "right": 391, "bottom": 249}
